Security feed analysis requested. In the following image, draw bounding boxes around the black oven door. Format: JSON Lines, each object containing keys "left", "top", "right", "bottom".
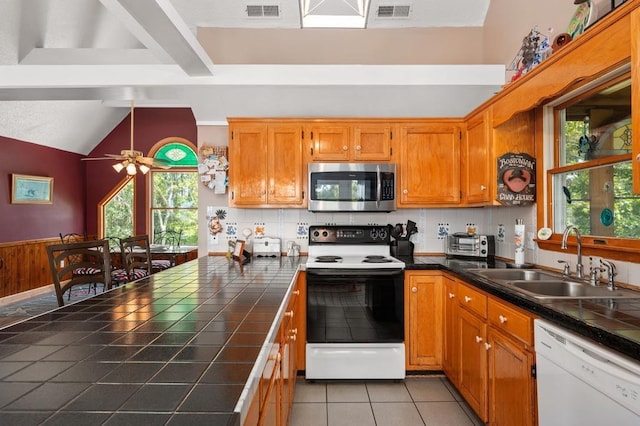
{"left": 306, "top": 269, "right": 404, "bottom": 344}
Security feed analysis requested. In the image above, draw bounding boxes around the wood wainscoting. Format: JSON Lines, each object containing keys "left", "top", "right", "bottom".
{"left": 0, "top": 238, "right": 59, "bottom": 298}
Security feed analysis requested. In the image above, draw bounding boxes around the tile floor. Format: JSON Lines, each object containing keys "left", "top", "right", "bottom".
{"left": 291, "top": 375, "right": 484, "bottom": 426}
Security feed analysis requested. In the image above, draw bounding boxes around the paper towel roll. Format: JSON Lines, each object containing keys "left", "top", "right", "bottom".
{"left": 515, "top": 219, "right": 525, "bottom": 264}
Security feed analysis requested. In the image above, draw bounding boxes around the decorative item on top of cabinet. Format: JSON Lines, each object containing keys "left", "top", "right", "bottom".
{"left": 198, "top": 145, "right": 228, "bottom": 193}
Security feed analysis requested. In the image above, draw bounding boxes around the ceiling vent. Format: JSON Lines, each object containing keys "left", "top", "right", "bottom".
{"left": 246, "top": 5, "right": 280, "bottom": 17}
{"left": 377, "top": 5, "right": 411, "bottom": 18}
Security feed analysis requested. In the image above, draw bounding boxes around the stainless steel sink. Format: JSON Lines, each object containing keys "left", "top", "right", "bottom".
{"left": 469, "top": 268, "right": 560, "bottom": 282}
{"left": 467, "top": 268, "right": 640, "bottom": 300}
{"left": 508, "top": 280, "right": 639, "bottom": 299}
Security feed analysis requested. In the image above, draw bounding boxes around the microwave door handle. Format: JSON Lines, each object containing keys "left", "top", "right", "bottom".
{"left": 376, "top": 165, "right": 381, "bottom": 207}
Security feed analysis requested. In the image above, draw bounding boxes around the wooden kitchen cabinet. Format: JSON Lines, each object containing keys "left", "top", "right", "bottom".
{"left": 229, "top": 122, "right": 305, "bottom": 208}
{"left": 457, "top": 287, "right": 488, "bottom": 422}
{"left": 487, "top": 328, "right": 536, "bottom": 426}
{"left": 245, "top": 274, "right": 303, "bottom": 426}
{"left": 445, "top": 279, "right": 538, "bottom": 426}
{"left": 397, "top": 121, "right": 462, "bottom": 206}
{"left": 404, "top": 271, "right": 443, "bottom": 370}
{"left": 308, "top": 122, "right": 393, "bottom": 162}
{"left": 486, "top": 298, "right": 536, "bottom": 426}
{"left": 442, "top": 275, "right": 459, "bottom": 384}
{"left": 462, "top": 111, "right": 491, "bottom": 205}
{"left": 307, "top": 123, "right": 351, "bottom": 161}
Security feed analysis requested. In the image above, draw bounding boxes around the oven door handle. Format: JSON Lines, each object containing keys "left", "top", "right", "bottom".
{"left": 307, "top": 268, "right": 404, "bottom": 277}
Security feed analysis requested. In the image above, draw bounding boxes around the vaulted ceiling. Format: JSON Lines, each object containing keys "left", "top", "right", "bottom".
{"left": 0, "top": 0, "right": 505, "bottom": 154}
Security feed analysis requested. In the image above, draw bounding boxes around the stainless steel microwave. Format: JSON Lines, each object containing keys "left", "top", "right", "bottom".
{"left": 308, "top": 163, "right": 396, "bottom": 212}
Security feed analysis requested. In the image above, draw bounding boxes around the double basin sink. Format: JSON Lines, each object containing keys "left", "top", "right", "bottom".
{"left": 468, "top": 268, "right": 640, "bottom": 300}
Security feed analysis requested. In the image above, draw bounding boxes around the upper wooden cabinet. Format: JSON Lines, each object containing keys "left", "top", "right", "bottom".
{"left": 462, "top": 111, "right": 491, "bottom": 205}
{"left": 398, "top": 121, "right": 462, "bottom": 206}
{"left": 308, "top": 122, "right": 393, "bottom": 162}
{"left": 228, "top": 121, "right": 305, "bottom": 207}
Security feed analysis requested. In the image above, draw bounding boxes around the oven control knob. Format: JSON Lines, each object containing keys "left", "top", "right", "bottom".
{"left": 322, "top": 231, "right": 328, "bottom": 237}
{"left": 481, "top": 240, "right": 487, "bottom": 245}
{"left": 481, "top": 250, "right": 487, "bottom": 255}
{"left": 313, "top": 230, "right": 320, "bottom": 238}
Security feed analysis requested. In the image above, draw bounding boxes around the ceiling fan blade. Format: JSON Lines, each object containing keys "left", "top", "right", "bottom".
{"left": 81, "top": 156, "right": 123, "bottom": 161}
{"left": 138, "top": 156, "right": 171, "bottom": 167}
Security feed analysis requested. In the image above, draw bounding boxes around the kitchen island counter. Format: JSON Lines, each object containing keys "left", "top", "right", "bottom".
{"left": 0, "top": 256, "right": 303, "bottom": 425}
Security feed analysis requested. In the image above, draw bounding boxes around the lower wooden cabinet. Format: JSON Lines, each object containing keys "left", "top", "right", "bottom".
{"left": 445, "top": 276, "right": 537, "bottom": 426}
{"left": 442, "top": 275, "right": 459, "bottom": 382}
{"left": 488, "top": 328, "right": 536, "bottom": 426}
{"left": 245, "top": 274, "right": 303, "bottom": 426}
{"left": 404, "top": 271, "right": 443, "bottom": 370}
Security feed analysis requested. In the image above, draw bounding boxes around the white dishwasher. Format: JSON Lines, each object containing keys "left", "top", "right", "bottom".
{"left": 534, "top": 319, "right": 640, "bottom": 425}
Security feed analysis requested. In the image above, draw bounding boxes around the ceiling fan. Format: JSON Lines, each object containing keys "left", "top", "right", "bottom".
{"left": 82, "top": 100, "right": 171, "bottom": 175}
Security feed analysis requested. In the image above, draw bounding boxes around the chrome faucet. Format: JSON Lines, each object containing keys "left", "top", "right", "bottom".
{"left": 600, "top": 259, "right": 617, "bottom": 290}
{"left": 561, "top": 225, "right": 583, "bottom": 279}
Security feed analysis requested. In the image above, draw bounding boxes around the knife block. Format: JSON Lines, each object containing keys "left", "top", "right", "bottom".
{"left": 391, "top": 240, "right": 414, "bottom": 257}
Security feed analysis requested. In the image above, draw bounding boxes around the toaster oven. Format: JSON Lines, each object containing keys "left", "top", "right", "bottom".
{"left": 445, "top": 233, "right": 495, "bottom": 259}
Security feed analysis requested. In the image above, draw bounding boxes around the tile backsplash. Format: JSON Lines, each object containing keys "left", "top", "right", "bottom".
{"left": 202, "top": 204, "right": 640, "bottom": 287}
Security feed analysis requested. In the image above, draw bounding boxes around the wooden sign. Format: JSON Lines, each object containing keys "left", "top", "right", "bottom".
{"left": 497, "top": 153, "right": 536, "bottom": 206}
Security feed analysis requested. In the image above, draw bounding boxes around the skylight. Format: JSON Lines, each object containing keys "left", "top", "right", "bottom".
{"left": 300, "top": 0, "right": 370, "bottom": 28}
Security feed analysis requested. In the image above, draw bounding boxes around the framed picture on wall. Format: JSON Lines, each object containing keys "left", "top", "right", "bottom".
{"left": 11, "top": 174, "right": 53, "bottom": 204}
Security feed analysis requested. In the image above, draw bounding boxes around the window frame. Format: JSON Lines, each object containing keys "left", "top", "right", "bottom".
{"left": 146, "top": 137, "right": 199, "bottom": 245}
{"left": 98, "top": 175, "right": 136, "bottom": 239}
{"left": 537, "top": 68, "right": 640, "bottom": 262}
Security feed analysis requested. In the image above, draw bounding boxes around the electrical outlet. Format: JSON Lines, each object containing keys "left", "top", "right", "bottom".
{"left": 526, "top": 232, "right": 535, "bottom": 249}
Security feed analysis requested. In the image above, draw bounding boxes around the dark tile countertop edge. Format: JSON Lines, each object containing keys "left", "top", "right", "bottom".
{"left": 401, "top": 256, "right": 640, "bottom": 362}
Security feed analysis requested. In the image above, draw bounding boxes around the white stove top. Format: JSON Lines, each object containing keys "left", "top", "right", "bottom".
{"left": 306, "top": 246, "right": 405, "bottom": 270}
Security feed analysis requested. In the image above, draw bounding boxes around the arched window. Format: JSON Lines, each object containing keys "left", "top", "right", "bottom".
{"left": 149, "top": 139, "right": 199, "bottom": 246}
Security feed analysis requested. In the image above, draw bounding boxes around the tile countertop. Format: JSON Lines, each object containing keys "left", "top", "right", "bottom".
{"left": 0, "top": 256, "right": 304, "bottom": 426}
{"left": 404, "top": 256, "right": 640, "bottom": 363}
{"left": 1, "top": 254, "right": 640, "bottom": 425}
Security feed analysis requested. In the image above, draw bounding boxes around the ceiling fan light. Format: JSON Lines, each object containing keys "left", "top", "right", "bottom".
{"left": 139, "top": 164, "right": 150, "bottom": 174}
{"left": 112, "top": 162, "right": 125, "bottom": 173}
{"left": 126, "top": 163, "right": 137, "bottom": 175}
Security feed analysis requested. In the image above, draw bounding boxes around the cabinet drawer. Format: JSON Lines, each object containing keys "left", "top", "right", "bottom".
{"left": 488, "top": 298, "right": 533, "bottom": 345}
{"left": 458, "top": 284, "right": 487, "bottom": 319}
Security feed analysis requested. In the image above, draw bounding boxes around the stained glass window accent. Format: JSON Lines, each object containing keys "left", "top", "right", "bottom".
{"left": 154, "top": 143, "right": 198, "bottom": 166}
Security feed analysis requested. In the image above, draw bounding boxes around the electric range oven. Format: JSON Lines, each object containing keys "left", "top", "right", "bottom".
{"left": 305, "top": 225, "right": 406, "bottom": 380}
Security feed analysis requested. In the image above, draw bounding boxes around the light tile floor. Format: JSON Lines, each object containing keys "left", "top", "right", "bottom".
{"left": 291, "top": 375, "right": 484, "bottom": 426}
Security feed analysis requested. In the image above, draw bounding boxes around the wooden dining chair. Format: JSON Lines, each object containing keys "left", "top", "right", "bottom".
{"left": 151, "top": 229, "right": 182, "bottom": 271}
{"left": 46, "top": 239, "right": 112, "bottom": 307}
{"left": 120, "top": 235, "right": 152, "bottom": 282}
{"left": 105, "top": 236, "right": 129, "bottom": 286}
{"left": 153, "top": 229, "right": 182, "bottom": 247}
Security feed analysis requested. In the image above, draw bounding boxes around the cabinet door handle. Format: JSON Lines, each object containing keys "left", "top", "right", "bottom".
{"left": 355, "top": 145, "right": 361, "bottom": 150}
{"left": 475, "top": 336, "right": 483, "bottom": 343}
{"left": 411, "top": 287, "right": 418, "bottom": 293}
{"left": 403, "top": 189, "right": 408, "bottom": 194}
{"left": 498, "top": 315, "right": 507, "bottom": 323}
{"left": 290, "top": 328, "right": 298, "bottom": 335}
{"left": 480, "top": 185, "right": 487, "bottom": 191}
{"left": 292, "top": 290, "right": 300, "bottom": 296}
{"left": 448, "top": 292, "right": 455, "bottom": 299}
{"left": 464, "top": 296, "right": 472, "bottom": 303}
{"left": 343, "top": 145, "right": 348, "bottom": 151}
{"left": 484, "top": 342, "right": 492, "bottom": 351}
{"left": 284, "top": 310, "right": 294, "bottom": 317}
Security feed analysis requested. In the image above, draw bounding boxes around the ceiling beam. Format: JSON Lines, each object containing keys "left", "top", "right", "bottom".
{"left": 99, "top": 0, "right": 214, "bottom": 76}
